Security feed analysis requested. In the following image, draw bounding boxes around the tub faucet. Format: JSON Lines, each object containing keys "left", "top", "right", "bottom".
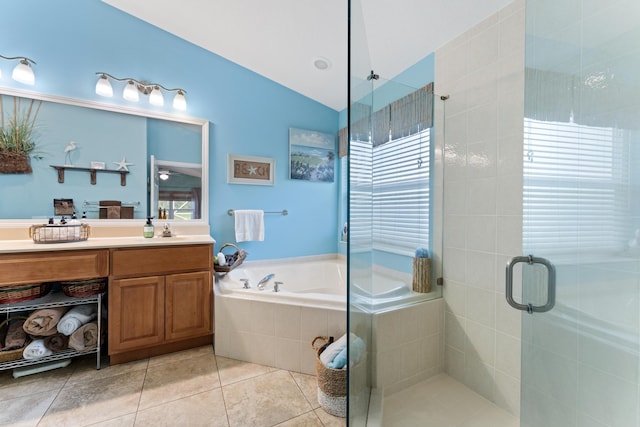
{"left": 273, "top": 281, "right": 283, "bottom": 292}
{"left": 257, "top": 273, "right": 275, "bottom": 290}
{"left": 240, "top": 279, "right": 250, "bottom": 289}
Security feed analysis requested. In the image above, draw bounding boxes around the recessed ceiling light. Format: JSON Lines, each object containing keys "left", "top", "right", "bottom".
{"left": 313, "top": 57, "right": 331, "bottom": 71}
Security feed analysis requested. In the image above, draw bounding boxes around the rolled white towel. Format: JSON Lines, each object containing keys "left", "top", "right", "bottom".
{"left": 56, "top": 304, "right": 97, "bottom": 336}
{"left": 319, "top": 333, "right": 348, "bottom": 367}
{"left": 22, "top": 339, "right": 52, "bottom": 360}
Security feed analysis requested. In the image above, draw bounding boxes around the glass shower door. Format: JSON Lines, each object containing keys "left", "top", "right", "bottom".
{"left": 519, "top": 1, "right": 640, "bottom": 425}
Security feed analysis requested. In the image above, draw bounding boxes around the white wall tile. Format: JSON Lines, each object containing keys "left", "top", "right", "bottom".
{"left": 443, "top": 248, "right": 467, "bottom": 284}
{"left": 249, "top": 301, "right": 275, "bottom": 335}
{"left": 494, "top": 370, "right": 521, "bottom": 417}
{"left": 466, "top": 251, "right": 497, "bottom": 290}
{"left": 274, "top": 304, "right": 301, "bottom": 340}
{"left": 443, "top": 280, "right": 466, "bottom": 317}
{"left": 466, "top": 177, "right": 497, "bottom": 215}
{"left": 445, "top": 345, "right": 466, "bottom": 383}
{"left": 466, "top": 215, "right": 497, "bottom": 253}
{"left": 495, "top": 332, "right": 521, "bottom": 379}
{"left": 445, "top": 311, "right": 466, "bottom": 351}
{"left": 464, "top": 321, "right": 496, "bottom": 366}
{"left": 274, "top": 337, "right": 301, "bottom": 372}
{"left": 466, "top": 287, "right": 496, "bottom": 328}
{"left": 444, "top": 214, "right": 466, "bottom": 249}
{"left": 496, "top": 215, "right": 522, "bottom": 256}
{"left": 464, "top": 355, "right": 495, "bottom": 401}
{"left": 300, "top": 308, "right": 328, "bottom": 341}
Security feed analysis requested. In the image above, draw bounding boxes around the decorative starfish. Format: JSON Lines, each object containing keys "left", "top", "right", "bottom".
{"left": 247, "top": 166, "right": 257, "bottom": 175}
{"left": 113, "top": 157, "right": 133, "bottom": 171}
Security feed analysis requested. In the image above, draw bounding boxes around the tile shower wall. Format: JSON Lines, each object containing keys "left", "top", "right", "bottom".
{"left": 435, "top": 0, "right": 525, "bottom": 416}
{"left": 372, "top": 299, "right": 444, "bottom": 396}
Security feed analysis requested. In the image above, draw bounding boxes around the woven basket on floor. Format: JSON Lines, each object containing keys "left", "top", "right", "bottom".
{"left": 0, "top": 316, "right": 30, "bottom": 363}
{"left": 0, "top": 283, "right": 51, "bottom": 305}
{"left": 312, "top": 336, "right": 347, "bottom": 417}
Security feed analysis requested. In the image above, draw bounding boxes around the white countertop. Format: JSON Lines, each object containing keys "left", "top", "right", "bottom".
{"left": 0, "top": 234, "right": 215, "bottom": 254}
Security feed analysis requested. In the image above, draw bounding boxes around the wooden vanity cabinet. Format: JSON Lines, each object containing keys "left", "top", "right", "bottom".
{"left": 108, "top": 244, "right": 213, "bottom": 364}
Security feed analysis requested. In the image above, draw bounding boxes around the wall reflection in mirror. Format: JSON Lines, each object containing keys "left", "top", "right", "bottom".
{"left": 0, "top": 91, "right": 207, "bottom": 221}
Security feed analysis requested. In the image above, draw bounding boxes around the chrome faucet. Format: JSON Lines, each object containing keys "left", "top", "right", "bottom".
{"left": 273, "top": 281, "right": 282, "bottom": 292}
{"left": 257, "top": 273, "right": 275, "bottom": 290}
{"left": 240, "top": 279, "right": 250, "bottom": 289}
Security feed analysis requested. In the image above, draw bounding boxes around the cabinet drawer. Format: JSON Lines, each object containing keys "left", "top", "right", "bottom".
{"left": 110, "top": 244, "right": 212, "bottom": 278}
{"left": 0, "top": 250, "right": 109, "bottom": 286}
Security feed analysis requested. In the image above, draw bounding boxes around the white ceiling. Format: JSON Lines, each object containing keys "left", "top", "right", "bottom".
{"left": 102, "top": 0, "right": 514, "bottom": 111}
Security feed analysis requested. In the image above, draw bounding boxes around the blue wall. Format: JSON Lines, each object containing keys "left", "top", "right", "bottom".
{"left": 1, "top": 0, "right": 339, "bottom": 260}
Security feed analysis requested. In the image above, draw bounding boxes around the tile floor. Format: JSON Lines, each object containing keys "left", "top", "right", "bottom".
{"left": 0, "top": 345, "right": 345, "bottom": 427}
{"left": 0, "top": 345, "right": 519, "bottom": 427}
{"left": 382, "top": 374, "right": 519, "bottom": 427}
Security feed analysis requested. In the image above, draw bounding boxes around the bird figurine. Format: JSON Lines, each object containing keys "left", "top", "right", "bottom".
{"left": 64, "top": 141, "right": 78, "bottom": 165}
{"left": 113, "top": 157, "right": 134, "bottom": 171}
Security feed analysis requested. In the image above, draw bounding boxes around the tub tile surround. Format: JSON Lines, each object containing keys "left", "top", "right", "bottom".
{"left": 437, "top": 0, "right": 525, "bottom": 416}
{"left": 0, "top": 346, "right": 346, "bottom": 427}
{"left": 215, "top": 255, "right": 347, "bottom": 375}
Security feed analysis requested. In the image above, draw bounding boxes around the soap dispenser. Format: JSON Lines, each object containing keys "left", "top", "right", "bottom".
{"left": 143, "top": 217, "right": 155, "bottom": 238}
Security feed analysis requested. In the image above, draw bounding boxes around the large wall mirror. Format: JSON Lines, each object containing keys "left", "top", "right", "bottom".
{"left": 0, "top": 87, "right": 209, "bottom": 223}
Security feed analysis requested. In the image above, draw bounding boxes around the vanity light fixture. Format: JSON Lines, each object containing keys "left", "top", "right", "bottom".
{"left": 95, "top": 72, "right": 187, "bottom": 110}
{"left": 0, "top": 54, "right": 36, "bottom": 85}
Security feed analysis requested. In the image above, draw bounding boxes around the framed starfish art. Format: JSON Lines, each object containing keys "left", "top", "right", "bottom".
{"left": 227, "top": 154, "right": 275, "bottom": 186}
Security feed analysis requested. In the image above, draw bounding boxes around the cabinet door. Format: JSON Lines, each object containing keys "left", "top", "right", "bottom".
{"left": 165, "top": 271, "right": 212, "bottom": 341}
{"left": 109, "top": 276, "right": 165, "bottom": 353}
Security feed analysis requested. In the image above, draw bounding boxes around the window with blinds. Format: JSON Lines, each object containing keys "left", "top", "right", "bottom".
{"left": 349, "top": 129, "right": 430, "bottom": 255}
{"left": 523, "top": 118, "right": 630, "bottom": 254}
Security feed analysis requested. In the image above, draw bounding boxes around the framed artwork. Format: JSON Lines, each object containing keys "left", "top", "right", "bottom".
{"left": 289, "top": 127, "right": 336, "bottom": 182}
{"left": 227, "top": 154, "right": 275, "bottom": 186}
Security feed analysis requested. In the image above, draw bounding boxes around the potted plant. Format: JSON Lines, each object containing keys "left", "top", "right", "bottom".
{"left": 0, "top": 95, "right": 42, "bottom": 174}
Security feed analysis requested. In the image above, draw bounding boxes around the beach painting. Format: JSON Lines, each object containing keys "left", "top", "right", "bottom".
{"left": 289, "top": 128, "right": 335, "bottom": 182}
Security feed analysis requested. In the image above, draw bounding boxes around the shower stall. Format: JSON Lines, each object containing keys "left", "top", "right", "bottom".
{"left": 348, "top": 0, "right": 640, "bottom": 425}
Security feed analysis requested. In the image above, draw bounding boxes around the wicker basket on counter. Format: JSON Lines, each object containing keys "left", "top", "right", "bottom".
{"left": 0, "top": 283, "right": 52, "bottom": 305}
{"left": 214, "top": 243, "right": 247, "bottom": 274}
{"left": 29, "top": 223, "right": 90, "bottom": 244}
{"left": 58, "top": 278, "right": 106, "bottom": 298}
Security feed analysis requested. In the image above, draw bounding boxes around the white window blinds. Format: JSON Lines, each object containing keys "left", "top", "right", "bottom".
{"left": 523, "top": 118, "right": 630, "bottom": 255}
{"left": 349, "top": 129, "right": 430, "bottom": 255}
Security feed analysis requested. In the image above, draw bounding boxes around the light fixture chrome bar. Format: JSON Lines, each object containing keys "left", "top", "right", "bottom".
{"left": 95, "top": 72, "right": 187, "bottom": 110}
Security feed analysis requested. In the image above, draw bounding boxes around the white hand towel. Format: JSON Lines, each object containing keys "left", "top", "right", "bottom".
{"left": 23, "top": 339, "right": 52, "bottom": 360}
{"left": 234, "top": 210, "right": 265, "bottom": 242}
{"left": 56, "top": 304, "right": 97, "bottom": 336}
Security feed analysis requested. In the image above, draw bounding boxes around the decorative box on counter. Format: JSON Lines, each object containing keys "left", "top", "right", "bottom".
{"left": 29, "top": 223, "right": 90, "bottom": 243}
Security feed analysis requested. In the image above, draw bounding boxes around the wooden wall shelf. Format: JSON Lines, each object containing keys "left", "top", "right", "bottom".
{"left": 50, "top": 165, "right": 129, "bottom": 186}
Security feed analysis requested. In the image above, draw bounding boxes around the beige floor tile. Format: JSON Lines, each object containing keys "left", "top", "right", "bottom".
{"left": 68, "top": 356, "right": 148, "bottom": 386}
{"left": 0, "top": 390, "right": 57, "bottom": 427}
{"left": 87, "top": 413, "right": 136, "bottom": 427}
{"left": 223, "top": 370, "right": 312, "bottom": 427}
{"left": 314, "top": 408, "right": 346, "bottom": 427}
{"left": 290, "top": 372, "right": 320, "bottom": 410}
{"left": 216, "top": 355, "right": 275, "bottom": 386}
{"left": 135, "top": 389, "right": 229, "bottom": 427}
{"left": 0, "top": 365, "right": 73, "bottom": 401}
{"left": 147, "top": 344, "right": 214, "bottom": 367}
{"left": 459, "top": 404, "right": 520, "bottom": 427}
{"left": 275, "top": 411, "right": 324, "bottom": 426}
{"left": 37, "top": 370, "right": 145, "bottom": 427}
{"left": 138, "top": 353, "right": 220, "bottom": 410}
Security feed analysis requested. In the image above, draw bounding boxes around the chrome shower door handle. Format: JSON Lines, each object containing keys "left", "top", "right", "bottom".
{"left": 505, "top": 255, "right": 556, "bottom": 313}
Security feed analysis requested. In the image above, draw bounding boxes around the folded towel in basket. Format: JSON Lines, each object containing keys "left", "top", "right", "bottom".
{"left": 1, "top": 319, "right": 27, "bottom": 351}
{"left": 23, "top": 339, "right": 52, "bottom": 360}
{"left": 57, "top": 304, "right": 97, "bottom": 336}
{"left": 44, "top": 333, "right": 69, "bottom": 352}
{"left": 327, "top": 336, "right": 366, "bottom": 369}
{"left": 319, "top": 333, "right": 349, "bottom": 367}
{"left": 23, "top": 307, "right": 69, "bottom": 337}
{"left": 69, "top": 322, "right": 98, "bottom": 352}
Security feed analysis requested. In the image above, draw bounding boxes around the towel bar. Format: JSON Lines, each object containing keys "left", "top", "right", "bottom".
{"left": 227, "top": 209, "right": 288, "bottom": 216}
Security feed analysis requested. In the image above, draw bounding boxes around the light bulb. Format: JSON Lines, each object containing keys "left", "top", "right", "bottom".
{"left": 172, "top": 90, "right": 187, "bottom": 110}
{"left": 123, "top": 80, "right": 139, "bottom": 102}
{"left": 149, "top": 85, "right": 164, "bottom": 106}
{"left": 12, "top": 59, "right": 34, "bottom": 85}
{"left": 95, "top": 75, "right": 113, "bottom": 97}
{"left": 159, "top": 171, "right": 169, "bottom": 180}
